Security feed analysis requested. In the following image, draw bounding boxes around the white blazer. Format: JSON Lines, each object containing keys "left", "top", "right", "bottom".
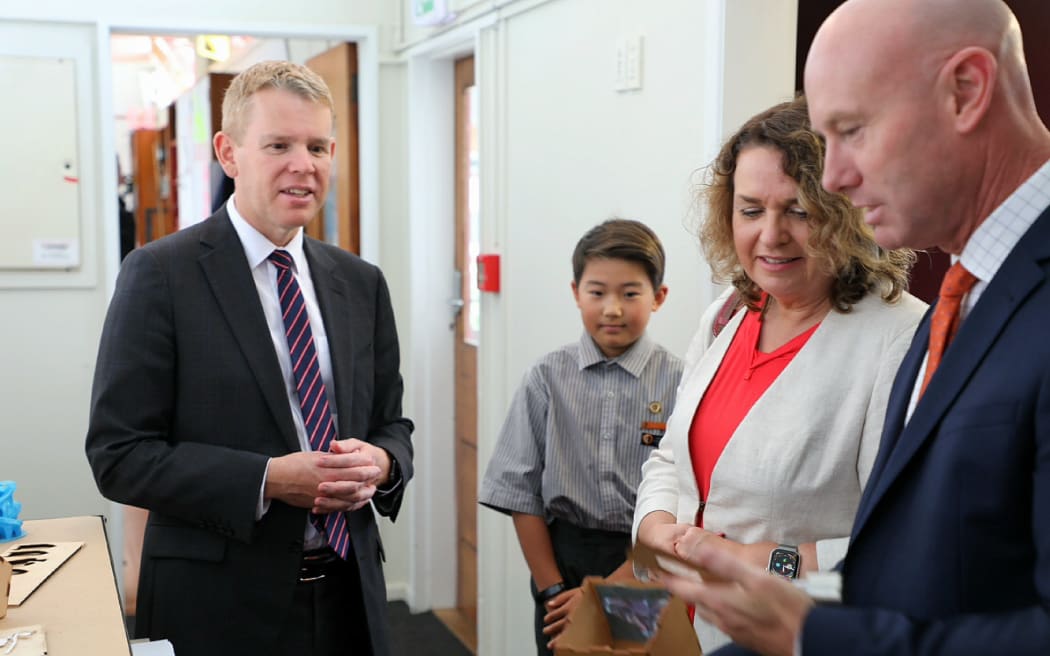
{"left": 633, "top": 288, "right": 927, "bottom": 652}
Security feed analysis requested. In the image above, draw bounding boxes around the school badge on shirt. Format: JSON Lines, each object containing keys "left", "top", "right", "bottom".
{"left": 641, "top": 401, "right": 667, "bottom": 446}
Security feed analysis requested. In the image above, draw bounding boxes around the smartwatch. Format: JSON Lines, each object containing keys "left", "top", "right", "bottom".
{"left": 768, "top": 544, "right": 801, "bottom": 579}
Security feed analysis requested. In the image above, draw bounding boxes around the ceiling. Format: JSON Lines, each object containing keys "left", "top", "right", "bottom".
{"left": 111, "top": 34, "right": 256, "bottom": 120}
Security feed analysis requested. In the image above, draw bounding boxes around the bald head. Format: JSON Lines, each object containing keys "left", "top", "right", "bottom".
{"left": 801, "top": 0, "right": 1050, "bottom": 254}
{"left": 807, "top": 0, "right": 1020, "bottom": 100}
{"left": 806, "top": 0, "right": 1041, "bottom": 139}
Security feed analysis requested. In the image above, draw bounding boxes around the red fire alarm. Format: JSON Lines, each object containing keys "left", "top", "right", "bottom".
{"left": 477, "top": 254, "right": 501, "bottom": 292}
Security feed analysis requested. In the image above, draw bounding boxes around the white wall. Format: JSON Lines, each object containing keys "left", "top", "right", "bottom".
{"left": 0, "top": 20, "right": 110, "bottom": 523}
{"left": 497, "top": 0, "right": 709, "bottom": 359}
{"left": 376, "top": 59, "right": 415, "bottom": 602}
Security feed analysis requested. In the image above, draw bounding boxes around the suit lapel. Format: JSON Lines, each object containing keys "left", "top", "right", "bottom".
{"left": 304, "top": 239, "right": 355, "bottom": 434}
{"left": 853, "top": 208, "right": 1050, "bottom": 539}
{"left": 197, "top": 210, "right": 300, "bottom": 452}
{"left": 676, "top": 309, "right": 745, "bottom": 499}
{"left": 852, "top": 305, "right": 933, "bottom": 530}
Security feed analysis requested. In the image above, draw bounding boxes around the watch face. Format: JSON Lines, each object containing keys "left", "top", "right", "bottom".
{"left": 769, "top": 548, "right": 800, "bottom": 579}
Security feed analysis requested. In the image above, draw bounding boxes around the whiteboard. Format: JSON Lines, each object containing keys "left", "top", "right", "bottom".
{"left": 0, "top": 55, "right": 80, "bottom": 269}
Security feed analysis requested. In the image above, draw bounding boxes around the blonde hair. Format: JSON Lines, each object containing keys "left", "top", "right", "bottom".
{"left": 698, "top": 95, "right": 914, "bottom": 312}
{"left": 221, "top": 60, "right": 334, "bottom": 142}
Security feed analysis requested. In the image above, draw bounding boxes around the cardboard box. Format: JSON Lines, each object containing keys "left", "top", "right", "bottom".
{"left": 0, "top": 556, "right": 10, "bottom": 619}
{"left": 555, "top": 577, "right": 702, "bottom": 656}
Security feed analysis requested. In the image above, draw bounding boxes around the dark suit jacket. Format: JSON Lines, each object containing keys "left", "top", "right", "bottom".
{"left": 785, "top": 205, "right": 1050, "bottom": 655}
{"left": 86, "top": 209, "right": 414, "bottom": 656}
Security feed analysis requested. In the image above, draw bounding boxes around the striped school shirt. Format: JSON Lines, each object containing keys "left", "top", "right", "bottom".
{"left": 479, "top": 332, "right": 684, "bottom": 533}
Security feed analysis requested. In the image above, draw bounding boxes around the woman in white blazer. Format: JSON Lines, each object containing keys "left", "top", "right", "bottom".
{"left": 632, "top": 97, "right": 927, "bottom": 652}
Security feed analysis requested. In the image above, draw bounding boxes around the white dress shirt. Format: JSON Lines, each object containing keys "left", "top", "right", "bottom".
{"left": 905, "top": 157, "right": 1050, "bottom": 421}
{"left": 227, "top": 196, "right": 338, "bottom": 548}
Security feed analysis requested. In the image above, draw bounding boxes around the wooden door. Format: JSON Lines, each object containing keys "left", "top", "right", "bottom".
{"left": 206, "top": 73, "right": 235, "bottom": 217}
{"left": 307, "top": 43, "right": 360, "bottom": 253}
{"left": 131, "top": 128, "right": 163, "bottom": 244}
{"left": 164, "top": 103, "right": 179, "bottom": 233}
{"left": 450, "top": 54, "right": 481, "bottom": 651}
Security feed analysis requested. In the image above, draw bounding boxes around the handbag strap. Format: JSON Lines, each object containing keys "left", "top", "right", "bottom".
{"left": 712, "top": 289, "right": 743, "bottom": 338}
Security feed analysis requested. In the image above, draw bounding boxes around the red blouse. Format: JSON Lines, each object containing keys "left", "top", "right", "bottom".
{"left": 688, "top": 298, "right": 820, "bottom": 525}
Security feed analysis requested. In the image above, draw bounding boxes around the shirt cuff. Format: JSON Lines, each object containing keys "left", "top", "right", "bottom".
{"left": 256, "top": 458, "right": 273, "bottom": 520}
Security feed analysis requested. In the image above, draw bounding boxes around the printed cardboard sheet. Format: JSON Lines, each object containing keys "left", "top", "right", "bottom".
{"left": 1, "top": 542, "right": 83, "bottom": 606}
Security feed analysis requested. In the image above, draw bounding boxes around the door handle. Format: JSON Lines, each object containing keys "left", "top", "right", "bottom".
{"left": 450, "top": 270, "right": 465, "bottom": 314}
{"left": 449, "top": 270, "right": 465, "bottom": 329}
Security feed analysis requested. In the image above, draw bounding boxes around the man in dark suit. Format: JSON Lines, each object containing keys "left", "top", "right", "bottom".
{"left": 86, "top": 61, "right": 413, "bottom": 656}
{"left": 655, "top": 1, "right": 1050, "bottom": 654}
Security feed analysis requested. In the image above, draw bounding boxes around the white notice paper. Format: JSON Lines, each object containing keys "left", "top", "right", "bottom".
{"left": 31, "top": 239, "right": 79, "bottom": 268}
{"left": 130, "top": 639, "right": 176, "bottom": 655}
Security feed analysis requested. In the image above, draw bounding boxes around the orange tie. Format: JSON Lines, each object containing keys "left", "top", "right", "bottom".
{"left": 920, "top": 262, "right": 978, "bottom": 397}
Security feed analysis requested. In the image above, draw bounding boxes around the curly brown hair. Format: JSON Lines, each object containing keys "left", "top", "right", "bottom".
{"left": 698, "top": 95, "right": 914, "bottom": 312}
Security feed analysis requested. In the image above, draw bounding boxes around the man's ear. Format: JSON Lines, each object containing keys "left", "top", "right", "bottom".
{"left": 571, "top": 280, "right": 582, "bottom": 307}
{"left": 945, "top": 46, "right": 996, "bottom": 134}
{"left": 213, "top": 131, "right": 239, "bottom": 178}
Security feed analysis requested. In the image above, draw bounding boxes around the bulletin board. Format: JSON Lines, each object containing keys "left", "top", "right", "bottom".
{"left": 0, "top": 55, "right": 81, "bottom": 269}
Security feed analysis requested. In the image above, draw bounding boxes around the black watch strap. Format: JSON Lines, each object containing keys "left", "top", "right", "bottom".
{"left": 534, "top": 581, "right": 566, "bottom": 603}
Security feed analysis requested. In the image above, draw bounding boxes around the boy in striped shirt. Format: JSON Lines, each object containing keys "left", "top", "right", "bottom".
{"left": 480, "top": 218, "right": 684, "bottom": 655}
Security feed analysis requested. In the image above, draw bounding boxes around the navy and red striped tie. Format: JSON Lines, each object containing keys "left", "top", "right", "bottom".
{"left": 268, "top": 249, "right": 351, "bottom": 559}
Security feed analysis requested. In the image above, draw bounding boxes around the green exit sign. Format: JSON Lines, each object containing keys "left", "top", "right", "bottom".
{"left": 413, "top": 0, "right": 452, "bottom": 26}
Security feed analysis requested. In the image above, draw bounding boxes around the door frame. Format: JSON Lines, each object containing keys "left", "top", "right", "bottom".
{"left": 401, "top": 33, "right": 479, "bottom": 613}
